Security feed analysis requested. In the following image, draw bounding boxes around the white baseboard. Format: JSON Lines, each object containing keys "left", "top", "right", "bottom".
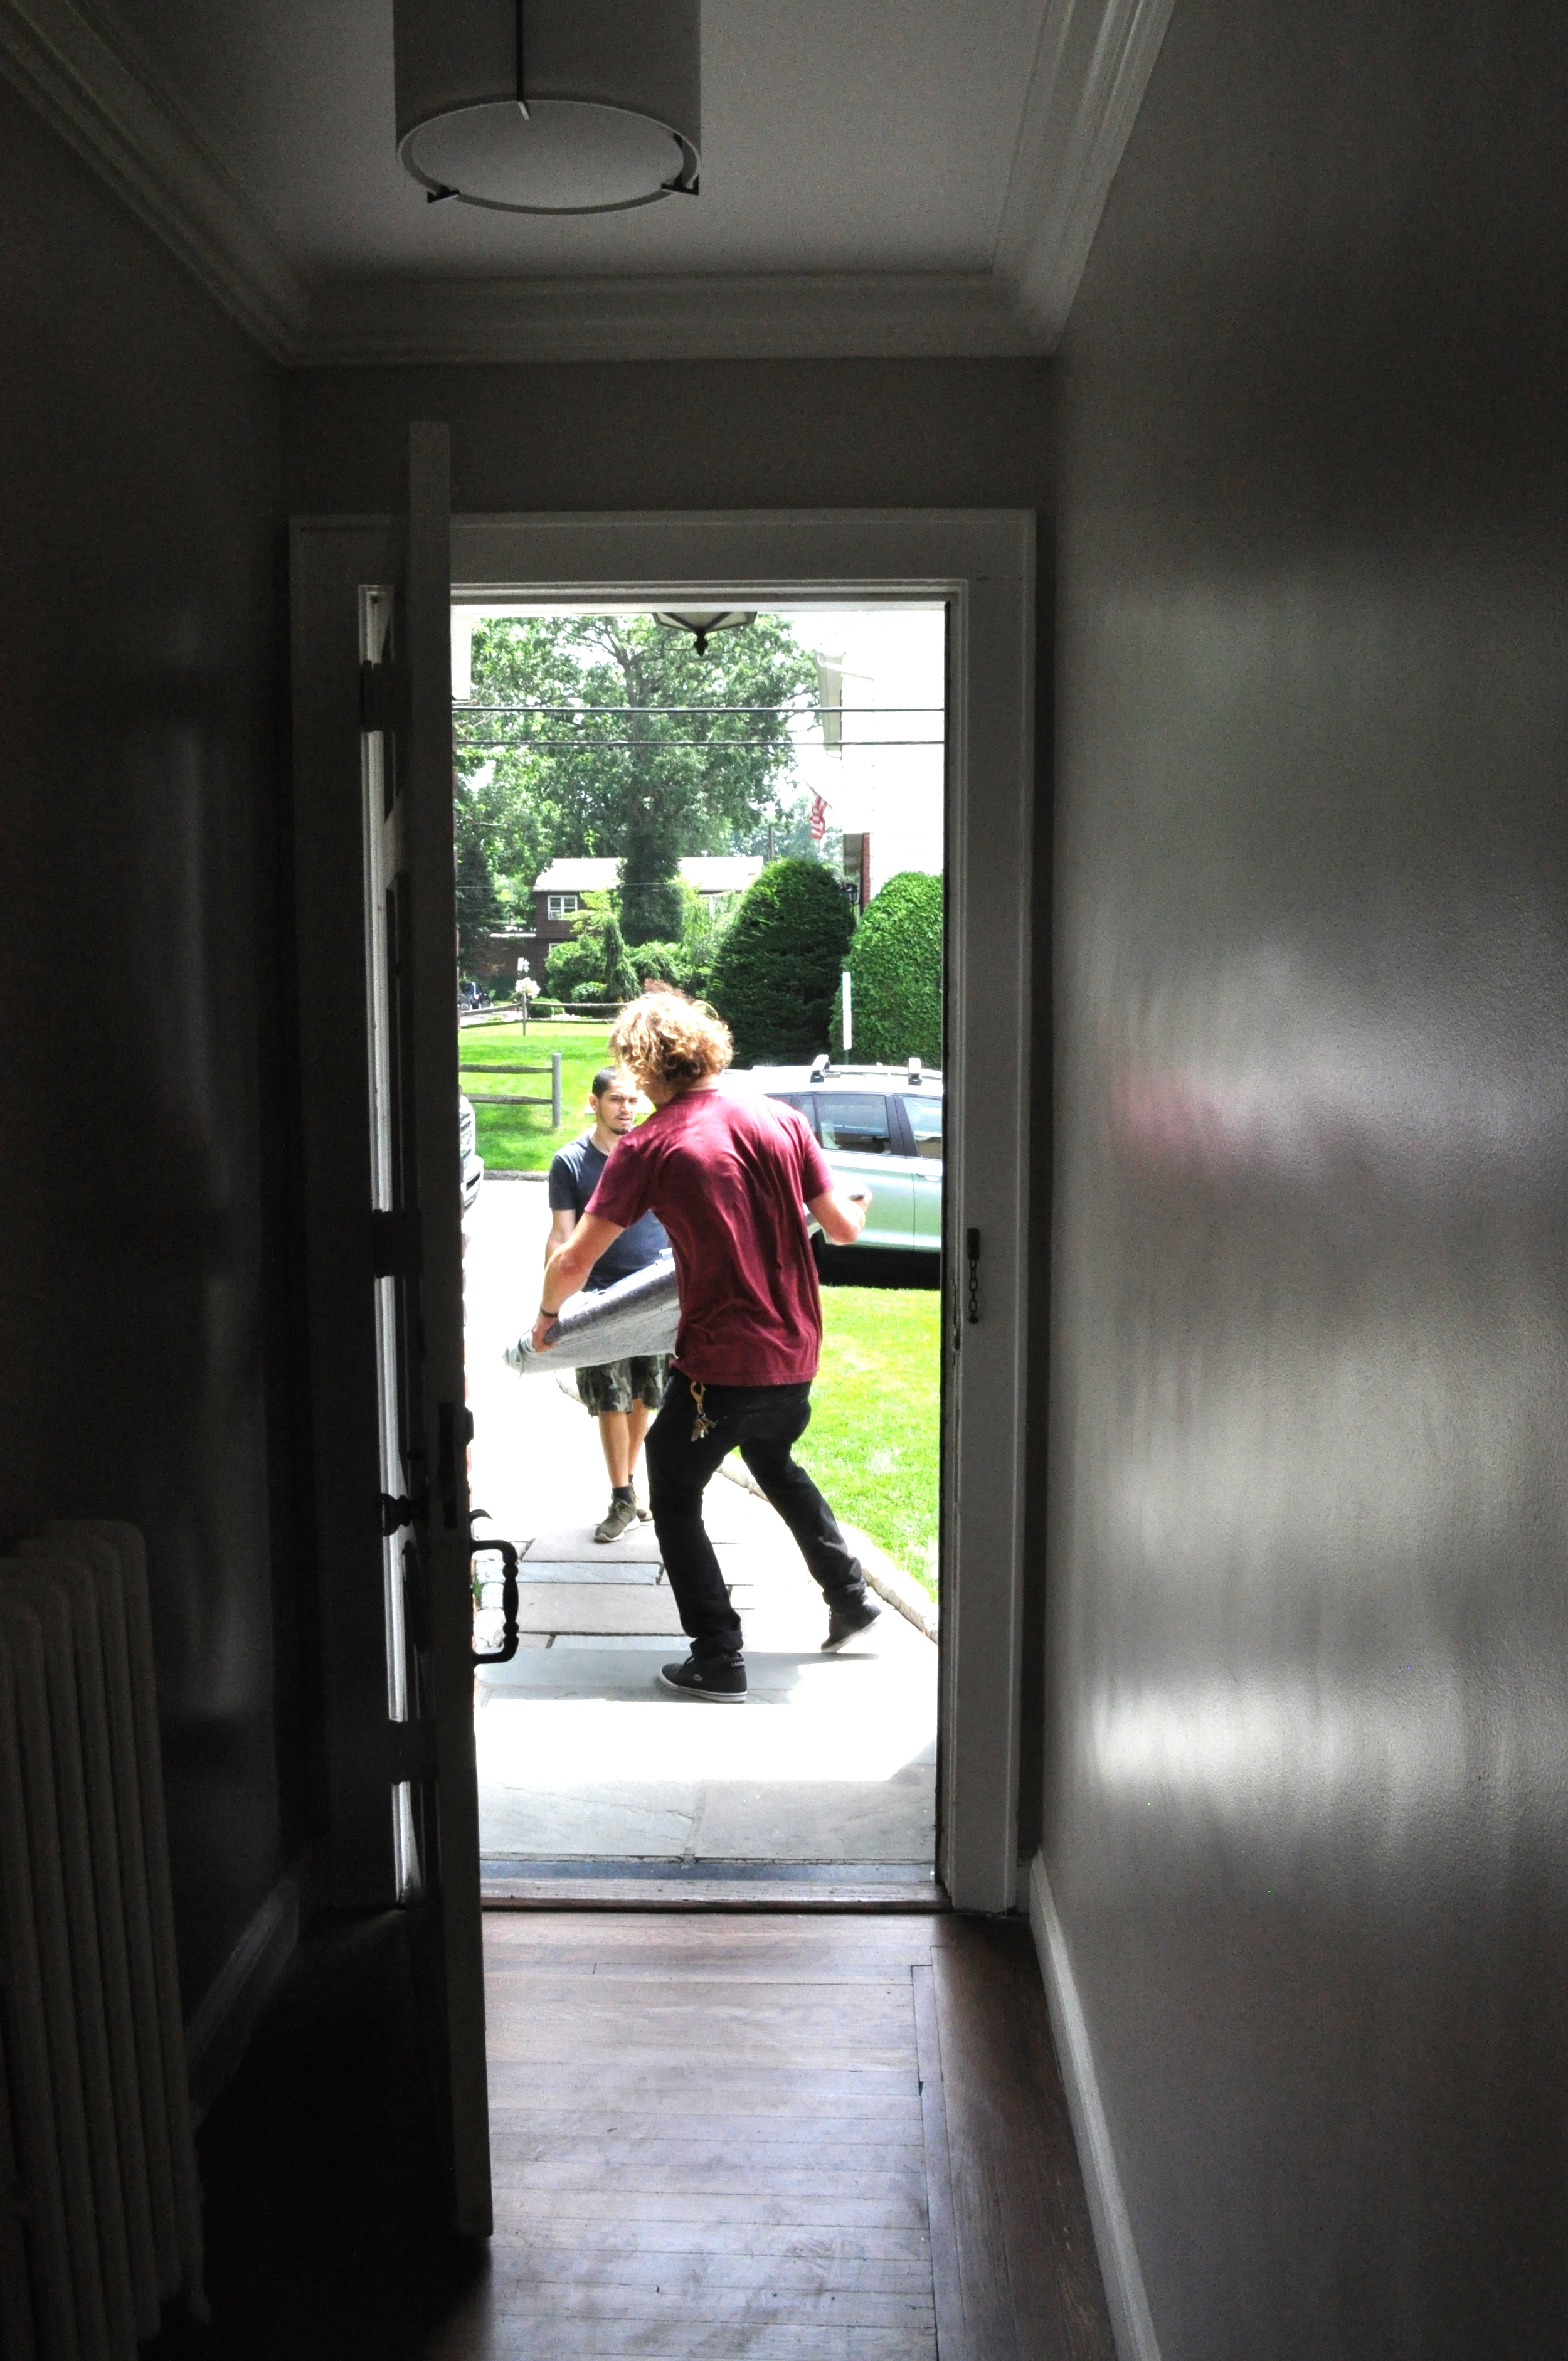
{"left": 183, "top": 1874, "right": 300, "bottom": 2121}
{"left": 1028, "top": 1852, "right": 1163, "bottom": 2361}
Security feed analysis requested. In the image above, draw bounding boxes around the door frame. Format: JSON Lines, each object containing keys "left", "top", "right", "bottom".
{"left": 290, "top": 505, "right": 1034, "bottom": 1926}
{"left": 453, "top": 508, "right": 1034, "bottom": 1915}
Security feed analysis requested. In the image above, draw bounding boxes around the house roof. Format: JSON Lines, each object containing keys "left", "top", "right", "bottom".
{"left": 534, "top": 857, "right": 765, "bottom": 896}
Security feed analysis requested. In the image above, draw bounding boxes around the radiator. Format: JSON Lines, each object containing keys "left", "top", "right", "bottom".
{"left": 0, "top": 1522, "right": 204, "bottom": 2360}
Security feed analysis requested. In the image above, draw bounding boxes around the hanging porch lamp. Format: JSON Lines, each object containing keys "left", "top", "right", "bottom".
{"left": 652, "top": 609, "right": 755, "bottom": 657}
{"left": 394, "top": 0, "right": 701, "bottom": 215}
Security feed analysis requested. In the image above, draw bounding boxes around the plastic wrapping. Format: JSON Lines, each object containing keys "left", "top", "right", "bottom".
{"left": 504, "top": 1251, "right": 680, "bottom": 1374}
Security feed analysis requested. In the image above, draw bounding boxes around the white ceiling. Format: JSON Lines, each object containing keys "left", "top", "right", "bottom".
{"left": 1, "top": 0, "right": 1177, "bottom": 361}
{"left": 108, "top": 0, "right": 1043, "bottom": 279}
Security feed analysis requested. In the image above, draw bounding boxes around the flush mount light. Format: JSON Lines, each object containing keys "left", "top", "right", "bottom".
{"left": 652, "top": 609, "right": 755, "bottom": 656}
{"left": 395, "top": 0, "right": 700, "bottom": 215}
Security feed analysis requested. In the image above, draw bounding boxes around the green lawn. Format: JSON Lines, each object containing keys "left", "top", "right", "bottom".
{"left": 797, "top": 1287, "right": 940, "bottom": 1596}
{"left": 458, "top": 1016, "right": 616, "bottom": 1170}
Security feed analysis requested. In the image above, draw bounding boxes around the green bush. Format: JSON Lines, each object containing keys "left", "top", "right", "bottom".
{"left": 544, "top": 933, "right": 605, "bottom": 999}
{"left": 830, "top": 871, "right": 943, "bottom": 1068}
{"left": 546, "top": 900, "right": 638, "bottom": 1002}
{"left": 627, "top": 940, "right": 685, "bottom": 989}
{"left": 709, "top": 857, "right": 855, "bottom": 1066}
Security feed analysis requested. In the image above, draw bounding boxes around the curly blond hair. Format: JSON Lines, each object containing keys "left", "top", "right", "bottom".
{"left": 610, "top": 992, "right": 734, "bottom": 1091}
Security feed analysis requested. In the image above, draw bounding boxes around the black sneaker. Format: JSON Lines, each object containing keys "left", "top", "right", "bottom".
{"left": 822, "top": 1591, "right": 882, "bottom": 1652}
{"left": 660, "top": 1652, "right": 748, "bottom": 1703}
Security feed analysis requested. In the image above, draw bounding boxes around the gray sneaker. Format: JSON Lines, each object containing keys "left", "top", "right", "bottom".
{"left": 594, "top": 1490, "right": 638, "bottom": 1543}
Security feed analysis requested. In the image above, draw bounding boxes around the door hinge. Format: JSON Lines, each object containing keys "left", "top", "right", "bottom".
{"left": 370, "top": 1207, "right": 423, "bottom": 1278}
{"left": 387, "top": 1719, "right": 437, "bottom": 1784}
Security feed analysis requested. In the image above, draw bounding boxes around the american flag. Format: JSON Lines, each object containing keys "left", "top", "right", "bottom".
{"left": 809, "top": 792, "right": 829, "bottom": 842}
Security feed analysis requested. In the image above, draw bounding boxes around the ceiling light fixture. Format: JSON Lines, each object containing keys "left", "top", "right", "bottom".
{"left": 394, "top": 0, "right": 699, "bottom": 216}
{"left": 652, "top": 610, "right": 755, "bottom": 657}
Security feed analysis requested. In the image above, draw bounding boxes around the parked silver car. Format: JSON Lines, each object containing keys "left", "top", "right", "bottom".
{"left": 750, "top": 1058, "right": 942, "bottom": 1254}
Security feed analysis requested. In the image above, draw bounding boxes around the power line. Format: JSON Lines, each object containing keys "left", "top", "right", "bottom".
{"left": 454, "top": 738, "right": 945, "bottom": 753}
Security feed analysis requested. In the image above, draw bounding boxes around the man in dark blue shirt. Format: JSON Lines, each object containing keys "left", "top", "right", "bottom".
{"left": 546, "top": 1067, "right": 672, "bottom": 1541}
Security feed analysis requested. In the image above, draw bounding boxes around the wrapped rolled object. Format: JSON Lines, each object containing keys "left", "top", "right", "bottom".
{"left": 504, "top": 1251, "right": 680, "bottom": 1374}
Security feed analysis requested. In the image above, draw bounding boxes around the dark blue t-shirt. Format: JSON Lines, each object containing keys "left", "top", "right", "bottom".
{"left": 547, "top": 1132, "right": 671, "bottom": 1292}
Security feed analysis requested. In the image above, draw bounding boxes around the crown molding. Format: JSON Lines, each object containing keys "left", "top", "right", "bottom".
{"left": 995, "top": 0, "right": 1178, "bottom": 342}
{"left": 0, "top": 0, "right": 1173, "bottom": 368}
{"left": 0, "top": 0, "right": 307, "bottom": 359}
{"left": 293, "top": 270, "right": 1044, "bottom": 368}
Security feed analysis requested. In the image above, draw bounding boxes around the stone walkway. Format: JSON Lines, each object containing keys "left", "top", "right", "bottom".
{"left": 464, "top": 1175, "right": 938, "bottom": 1881}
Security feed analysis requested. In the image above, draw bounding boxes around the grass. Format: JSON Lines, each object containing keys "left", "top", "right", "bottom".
{"left": 458, "top": 1016, "right": 616, "bottom": 1171}
{"left": 796, "top": 1287, "right": 940, "bottom": 1596}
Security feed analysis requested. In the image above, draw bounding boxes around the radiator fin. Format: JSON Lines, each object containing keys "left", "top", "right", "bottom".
{"left": 0, "top": 1525, "right": 204, "bottom": 2357}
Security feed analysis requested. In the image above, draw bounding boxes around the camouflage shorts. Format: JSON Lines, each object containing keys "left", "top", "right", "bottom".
{"left": 576, "top": 1356, "right": 670, "bottom": 1417}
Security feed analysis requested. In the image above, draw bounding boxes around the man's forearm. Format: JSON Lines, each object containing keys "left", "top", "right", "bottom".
{"left": 539, "top": 1212, "right": 627, "bottom": 1316}
{"left": 541, "top": 1239, "right": 592, "bottom": 1312}
{"left": 809, "top": 1186, "right": 870, "bottom": 1246}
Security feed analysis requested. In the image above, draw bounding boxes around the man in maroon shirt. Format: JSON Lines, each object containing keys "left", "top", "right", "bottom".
{"left": 530, "top": 994, "right": 880, "bottom": 1701}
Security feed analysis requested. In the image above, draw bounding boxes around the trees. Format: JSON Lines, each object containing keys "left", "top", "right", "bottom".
{"left": 709, "top": 858, "right": 856, "bottom": 1066}
{"left": 455, "top": 613, "right": 818, "bottom": 932}
{"left": 455, "top": 830, "right": 502, "bottom": 972}
{"left": 831, "top": 871, "right": 943, "bottom": 1067}
{"left": 544, "top": 894, "right": 638, "bottom": 1004}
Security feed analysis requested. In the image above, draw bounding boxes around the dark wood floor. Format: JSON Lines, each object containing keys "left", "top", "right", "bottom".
{"left": 424, "top": 1911, "right": 1115, "bottom": 2361}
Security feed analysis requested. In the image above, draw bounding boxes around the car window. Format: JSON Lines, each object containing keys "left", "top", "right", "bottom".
{"left": 766, "top": 1091, "right": 818, "bottom": 1132}
{"left": 816, "top": 1093, "right": 894, "bottom": 1154}
{"left": 906, "top": 1098, "right": 943, "bottom": 1160}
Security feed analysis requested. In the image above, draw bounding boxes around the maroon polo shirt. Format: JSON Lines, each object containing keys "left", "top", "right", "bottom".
{"left": 586, "top": 1084, "right": 834, "bottom": 1386}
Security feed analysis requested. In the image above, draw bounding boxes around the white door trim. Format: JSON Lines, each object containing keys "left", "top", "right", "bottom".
{"left": 451, "top": 509, "right": 1035, "bottom": 1913}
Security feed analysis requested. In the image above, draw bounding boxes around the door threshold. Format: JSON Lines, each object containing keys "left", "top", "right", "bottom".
{"left": 480, "top": 1858, "right": 947, "bottom": 1911}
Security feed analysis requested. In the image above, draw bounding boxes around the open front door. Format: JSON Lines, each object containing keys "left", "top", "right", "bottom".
{"left": 290, "top": 424, "right": 491, "bottom": 2237}
{"left": 398, "top": 423, "right": 491, "bottom": 2232}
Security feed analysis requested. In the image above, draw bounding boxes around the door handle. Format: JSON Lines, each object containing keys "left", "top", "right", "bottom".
{"left": 470, "top": 1512, "right": 520, "bottom": 1666}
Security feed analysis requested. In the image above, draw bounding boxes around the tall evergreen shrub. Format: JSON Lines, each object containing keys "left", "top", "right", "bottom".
{"left": 709, "top": 858, "right": 855, "bottom": 1065}
{"left": 830, "top": 871, "right": 943, "bottom": 1067}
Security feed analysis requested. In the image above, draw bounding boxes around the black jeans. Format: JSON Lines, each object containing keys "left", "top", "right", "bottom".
{"left": 645, "top": 1373, "right": 865, "bottom": 1657}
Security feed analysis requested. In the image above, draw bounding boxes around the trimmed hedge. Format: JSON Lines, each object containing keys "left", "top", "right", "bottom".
{"left": 709, "top": 857, "right": 855, "bottom": 1067}
{"left": 830, "top": 871, "right": 942, "bottom": 1068}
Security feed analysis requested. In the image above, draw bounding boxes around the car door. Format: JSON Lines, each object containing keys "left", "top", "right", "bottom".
{"left": 813, "top": 1091, "right": 915, "bottom": 1248}
{"left": 901, "top": 1092, "right": 945, "bottom": 1251}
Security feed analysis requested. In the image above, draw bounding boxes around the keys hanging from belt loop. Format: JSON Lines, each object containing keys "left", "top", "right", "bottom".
{"left": 689, "top": 1380, "right": 715, "bottom": 1442}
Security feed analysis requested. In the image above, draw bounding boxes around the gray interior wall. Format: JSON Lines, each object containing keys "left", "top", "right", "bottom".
{"left": 1047, "top": 4, "right": 1568, "bottom": 2355}
{"left": 282, "top": 358, "right": 1051, "bottom": 520}
{"left": 0, "top": 84, "right": 297, "bottom": 2012}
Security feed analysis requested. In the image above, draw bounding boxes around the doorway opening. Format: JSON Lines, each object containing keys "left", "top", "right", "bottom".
{"left": 454, "top": 597, "right": 947, "bottom": 1905}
